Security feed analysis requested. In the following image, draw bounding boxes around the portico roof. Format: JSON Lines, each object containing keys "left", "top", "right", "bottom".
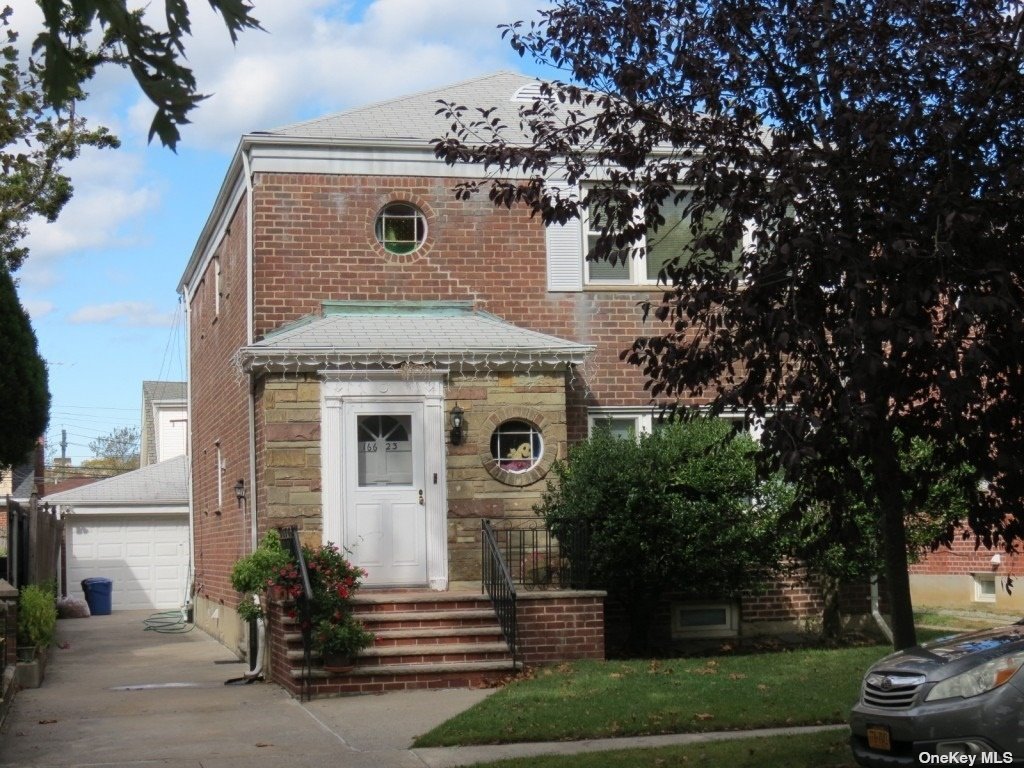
{"left": 238, "top": 302, "right": 594, "bottom": 373}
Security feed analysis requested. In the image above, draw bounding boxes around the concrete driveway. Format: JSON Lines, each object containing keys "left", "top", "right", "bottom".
{"left": 0, "top": 611, "right": 494, "bottom": 768}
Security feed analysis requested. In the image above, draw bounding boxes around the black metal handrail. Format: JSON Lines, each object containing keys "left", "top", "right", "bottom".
{"left": 489, "top": 517, "right": 591, "bottom": 590}
{"left": 481, "top": 519, "right": 518, "bottom": 662}
{"left": 278, "top": 526, "right": 313, "bottom": 701}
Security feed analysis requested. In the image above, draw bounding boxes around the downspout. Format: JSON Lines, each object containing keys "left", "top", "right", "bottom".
{"left": 242, "top": 146, "right": 258, "bottom": 553}
{"left": 181, "top": 291, "right": 196, "bottom": 617}
{"left": 871, "top": 574, "right": 893, "bottom": 644}
{"left": 241, "top": 145, "right": 265, "bottom": 679}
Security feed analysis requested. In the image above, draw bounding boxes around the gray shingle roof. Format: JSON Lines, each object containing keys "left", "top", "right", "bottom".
{"left": 11, "top": 468, "right": 37, "bottom": 502}
{"left": 42, "top": 455, "right": 188, "bottom": 506}
{"left": 240, "top": 302, "right": 593, "bottom": 372}
{"left": 264, "top": 71, "right": 545, "bottom": 143}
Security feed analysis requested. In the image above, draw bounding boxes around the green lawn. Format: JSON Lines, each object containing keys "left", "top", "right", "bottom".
{"left": 415, "top": 646, "right": 890, "bottom": 747}
{"left": 460, "top": 729, "right": 857, "bottom": 768}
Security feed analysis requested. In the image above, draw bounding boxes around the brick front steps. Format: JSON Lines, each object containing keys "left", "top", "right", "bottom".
{"left": 267, "top": 590, "right": 520, "bottom": 697}
{"left": 265, "top": 588, "right": 606, "bottom": 698}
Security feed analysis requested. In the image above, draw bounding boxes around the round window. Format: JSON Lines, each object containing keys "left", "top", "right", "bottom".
{"left": 374, "top": 203, "right": 427, "bottom": 254}
{"left": 489, "top": 420, "right": 543, "bottom": 474}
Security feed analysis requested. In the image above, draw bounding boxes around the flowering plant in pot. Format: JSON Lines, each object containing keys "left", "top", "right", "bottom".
{"left": 277, "top": 542, "right": 374, "bottom": 669}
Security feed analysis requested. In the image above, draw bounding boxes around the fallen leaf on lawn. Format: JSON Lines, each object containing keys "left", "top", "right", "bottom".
{"left": 728, "top": 673, "right": 747, "bottom": 680}
{"left": 694, "top": 713, "right": 714, "bottom": 721}
{"left": 609, "top": 673, "right": 623, "bottom": 679}
{"left": 757, "top": 684, "right": 769, "bottom": 692}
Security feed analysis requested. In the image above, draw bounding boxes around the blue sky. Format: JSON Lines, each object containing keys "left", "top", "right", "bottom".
{"left": 10, "top": 0, "right": 556, "bottom": 464}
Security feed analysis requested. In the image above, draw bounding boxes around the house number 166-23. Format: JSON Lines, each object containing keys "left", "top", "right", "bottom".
{"left": 361, "top": 442, "right": 399, "bottom": 452}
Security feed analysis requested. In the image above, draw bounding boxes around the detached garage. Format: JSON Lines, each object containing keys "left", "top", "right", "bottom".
{"left": 43, "top": 455, "right": 189, "bottom": 611}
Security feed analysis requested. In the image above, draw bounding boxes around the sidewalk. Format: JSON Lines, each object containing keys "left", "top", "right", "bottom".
{"left": 0, "top": 611, "right": 846, "bottom": 767}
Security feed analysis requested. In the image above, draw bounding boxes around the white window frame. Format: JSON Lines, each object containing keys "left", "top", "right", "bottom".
{"left": 215, "top": 442, "right": 224, "bottom": 510}
{"left": 213, "top": 255, "right": 222, "bottom": 317}
{"left": 588, "top": 407, "right": 762, "bottom": 441}
{"left": 582, "top": 189, "right": 653, "bottom": 286}
{"left": 671, "top": 601, "right": 740, "bottom": 639}
{"left": 581, "top": 187, "right": 754, "bottom": 288}
{"left": 973, "top": 573, "right": 997, "bottom": 603}
{"left": 587, "top": 408, "right": 655, "bottom": 438}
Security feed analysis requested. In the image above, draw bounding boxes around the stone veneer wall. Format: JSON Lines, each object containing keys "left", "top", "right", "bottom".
{"left": 259, "top": 374, "right": 324, "bottom": 548}
{"left": 445, "top": 369, "right": 569, "bottom": 583}
{"left": 257, "top": 367, "right": 570, "bottom": 583}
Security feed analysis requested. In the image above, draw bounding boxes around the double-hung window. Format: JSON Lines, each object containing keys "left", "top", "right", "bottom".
{"left": 583, "top": 190, "right": 739, "bottom": 286}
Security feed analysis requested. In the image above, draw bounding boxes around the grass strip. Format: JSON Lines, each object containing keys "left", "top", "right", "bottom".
{"left": 459, "top": 728, "right": 857, "bottom": 768}
{"left": 415, "top": 646, "right": 888, "bottom": 747}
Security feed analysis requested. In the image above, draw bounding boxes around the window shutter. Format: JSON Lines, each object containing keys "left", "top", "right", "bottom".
{"left": 546, "top": 220, "right": 584, "bottom": 291}
{"left": 545, "top": 186, "right": 584, "bottom": 291}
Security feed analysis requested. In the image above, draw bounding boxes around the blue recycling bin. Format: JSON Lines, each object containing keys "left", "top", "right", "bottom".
{"left": 81, "top": 577, "right": 113, "bottom": 615}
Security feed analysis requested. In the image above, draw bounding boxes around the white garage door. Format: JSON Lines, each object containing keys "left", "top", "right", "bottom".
{"left": 67, "top": 514, "right": 189, "bottom": 611}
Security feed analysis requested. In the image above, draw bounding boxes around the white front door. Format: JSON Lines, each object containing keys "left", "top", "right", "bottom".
{"left": 322, "top": 373, "right": 448, "bottom": 590}
{"left": 344, "top": 402, "right": 427, "bottom": 586}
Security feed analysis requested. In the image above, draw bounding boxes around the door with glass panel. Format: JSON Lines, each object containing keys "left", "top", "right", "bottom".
{"left": 344, "top": 402, "right": 426, "bottom": 586}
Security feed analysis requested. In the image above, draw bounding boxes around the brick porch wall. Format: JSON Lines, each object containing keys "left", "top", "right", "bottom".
{"left": 517, "top": 591, "right": 606, "bottom": 665}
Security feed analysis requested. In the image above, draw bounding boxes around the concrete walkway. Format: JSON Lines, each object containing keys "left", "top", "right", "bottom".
{"left": 0, "top": 612, "right": 845, "bottom": 767}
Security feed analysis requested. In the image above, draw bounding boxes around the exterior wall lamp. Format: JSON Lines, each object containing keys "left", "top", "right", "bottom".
{"left": 450, "top": 405, "right": 465, "bottom": 446}
{"left": 234, "top": 479, "right": 246, "bottom": 506}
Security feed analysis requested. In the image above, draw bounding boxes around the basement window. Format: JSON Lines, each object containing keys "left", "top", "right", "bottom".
{"left": 973, "top": 573, "right": 997, "bottom": 603}
{"left": 671, "top": 601, "right": 739, "bottom": 639}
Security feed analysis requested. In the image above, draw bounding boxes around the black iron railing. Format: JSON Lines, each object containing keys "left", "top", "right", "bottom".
{"left": 278, "top": 526, "right": 314, "bottom": 701}
{"left": 481, "top": 519, "right": 517, "bottom": 662}
{"left": 489, "top": 517, "right": 592, "bottom": 590}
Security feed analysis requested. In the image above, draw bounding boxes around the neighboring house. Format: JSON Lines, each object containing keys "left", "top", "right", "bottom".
{"left": 178, "top": 72, "right": 875, "bottom": 690}
{"left": 909, "top": 539, "right": 1024, "bottom": 613}
{"left": 1, "top": 445, "right": 45, "bottom": 551}
{"left": 140, "top": 381, "right": 187, "bottom": 467}
{"left": 42, "top": 454, "right": 189, "bottom": 610}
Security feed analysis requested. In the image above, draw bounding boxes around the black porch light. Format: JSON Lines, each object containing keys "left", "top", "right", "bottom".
{"left": 450, "top": 405, "right": 465, "bottom": 446}
{"left": 234, "top": 479, "right": 246, "bottom": 505}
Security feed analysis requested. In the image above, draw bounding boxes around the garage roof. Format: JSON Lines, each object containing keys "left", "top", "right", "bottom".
{"left": 43, "top": 455, "right": 188, "bottom": 506}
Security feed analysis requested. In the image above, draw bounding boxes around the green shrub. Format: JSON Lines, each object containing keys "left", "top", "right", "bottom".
{"left": 230, "top": 530, "right": 294, "bottom": 620}
{"left": 538, "top": 417, "right": 792, "bottom": 653}
{"left": 18, "top": 583, "right": 57, "bottom": 650}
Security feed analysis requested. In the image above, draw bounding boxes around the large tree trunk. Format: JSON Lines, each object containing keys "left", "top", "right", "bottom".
{"left": 819, "top": 571, "right": 843, "bottom": 644}
{"left": 873, "top": 442, "right": 918, "bottom": 650}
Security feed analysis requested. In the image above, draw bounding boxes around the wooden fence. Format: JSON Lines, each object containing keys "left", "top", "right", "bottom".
{"left": 6, "top": 495, "right": 62, "bottom": 588}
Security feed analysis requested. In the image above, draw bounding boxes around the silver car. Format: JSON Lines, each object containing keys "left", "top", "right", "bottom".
{"left": 850, "top": 623, "right": 1024, "bottom": 766}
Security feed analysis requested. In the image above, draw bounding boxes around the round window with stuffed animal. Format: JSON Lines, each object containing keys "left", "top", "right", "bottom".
{"left": 489, "top": 419, "right": 543, "bottom": 474}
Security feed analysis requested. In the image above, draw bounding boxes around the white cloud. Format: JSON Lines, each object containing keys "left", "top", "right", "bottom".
{"left": 68, "top": 301, "right": 176, "bottom": 328}
{"left": 17, "top": 146, "right": 160, "bottom": 288}
{"left": 125, "top": 0, "right": 545, "bottom": 150}
{"left": 21, "top": 299, "right": 55, "bottom": 319}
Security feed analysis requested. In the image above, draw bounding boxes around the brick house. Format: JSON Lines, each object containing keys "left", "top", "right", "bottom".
{"left": 179, "top": 72, "right": 877, "bottom": 694}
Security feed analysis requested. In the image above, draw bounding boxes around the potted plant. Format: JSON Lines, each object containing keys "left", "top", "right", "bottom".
{"left": 230, "top": 530, "right": 293, "bottom": 621}
{"left": 314, "top": 614, "right": 374, "bottom": 671}
{"left": 16, "top": 583, "right": 57, "bottom": 687}
{"left": 276, "top": 542, "right": 374, "bottom": 670}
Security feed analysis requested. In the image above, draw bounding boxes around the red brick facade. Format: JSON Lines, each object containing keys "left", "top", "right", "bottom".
{"left": 187, "top": 173, "right": 674, "bottom": 630}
